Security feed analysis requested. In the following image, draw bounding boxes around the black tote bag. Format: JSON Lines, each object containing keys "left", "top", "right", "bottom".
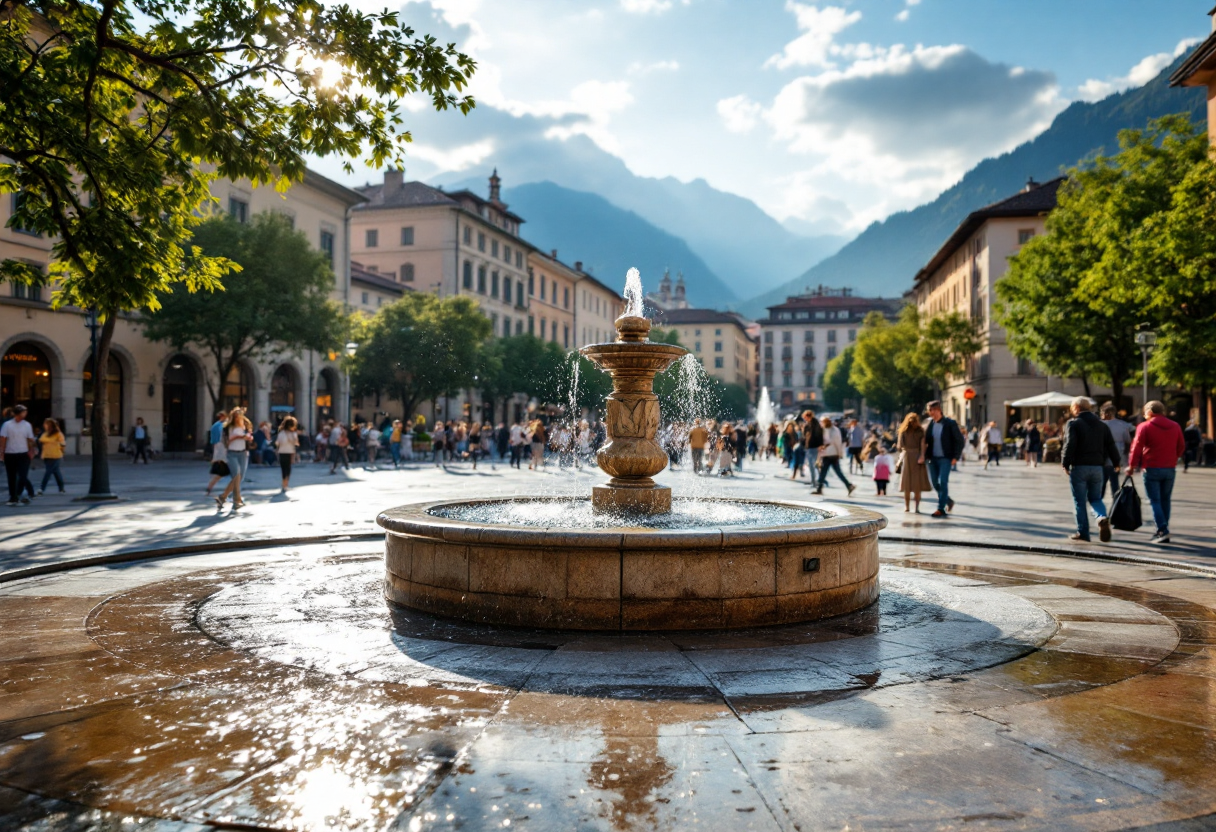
{"left": 1109, "top": 474, "right": 1143, "bottom": 533}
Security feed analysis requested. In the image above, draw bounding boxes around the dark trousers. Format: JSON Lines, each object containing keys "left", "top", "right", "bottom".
{"left": 1104, "top": 465, "right": 1120, "bottom": 501}
{"left": 133, "top": 438, "right": 150, "bottom": 463}
{"left": 928, "top": 457, "right": 952, "bottom": 511}
{"left": 817, "top": 455, "right": 852, "bottom": 490}
{"left": 876, "top": 478, "right": 888, "bottom": 495}
{"left": 5, "top": 453, "right": 31, "bottom": 502}
{"left": 509, "top": 445, "right": 523, "bottom": 468}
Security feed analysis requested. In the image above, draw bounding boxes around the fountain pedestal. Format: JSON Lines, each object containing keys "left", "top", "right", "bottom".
{"left": 580, "top": 315, "right": 687, "bottom": 515}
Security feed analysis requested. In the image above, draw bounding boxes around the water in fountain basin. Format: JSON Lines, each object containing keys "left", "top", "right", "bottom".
{"left": 429, "top": 498, "right": 828, "bottom": 529}
{"left": 623, "top": 267, "right": 644, "bottom": 319}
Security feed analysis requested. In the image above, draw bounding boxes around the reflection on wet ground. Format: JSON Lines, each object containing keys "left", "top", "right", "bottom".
{"left": 0, "top": 544, "right": 1214, "bottom": 830}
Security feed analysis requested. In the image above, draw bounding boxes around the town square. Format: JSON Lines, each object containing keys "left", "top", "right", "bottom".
{"left": 2, "top": 1, "right": 1216, "bottom": 829}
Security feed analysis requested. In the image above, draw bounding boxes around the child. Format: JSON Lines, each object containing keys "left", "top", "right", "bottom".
{"left": 872, "top": 447, "right": 894, "bottom": 496}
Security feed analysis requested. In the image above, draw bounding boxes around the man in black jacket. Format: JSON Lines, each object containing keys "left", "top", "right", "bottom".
{"left": 925, "top": 401, "right": 965, "bottom": 517}
{"left": 1062, "top": 397, "right": 1121, "bottom": 542}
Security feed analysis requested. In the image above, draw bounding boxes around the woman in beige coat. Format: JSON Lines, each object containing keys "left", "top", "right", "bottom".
{"left": 898, "top": 412, "right": 931, "bottom": 513}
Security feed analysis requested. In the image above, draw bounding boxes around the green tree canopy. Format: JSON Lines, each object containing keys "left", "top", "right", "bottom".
{"left": 912, "top": 311, "right": 983, "bottom": 395}
{"left": 850, "top": 308, "right": 933, "bottom": 415}
{"left": 822, "top": 345, "right": 859, "bottom": 411}
{"left": 142, "top": 213, "right": 345, "bottom": 415}
{"left": 480, "top": 335, "right": 570, "bottom": 421}
{"left": 0, "top": 0, "right": 473, "bottom": 494}
{"left": 349, "top": 293, "right": 492, "bottom": 423}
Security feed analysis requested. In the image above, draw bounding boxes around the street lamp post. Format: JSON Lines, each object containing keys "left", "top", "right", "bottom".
{"left": 344, "top": 341, "right": 358, "bottom": 422}
{"left": 1135, "top": 328, "right": 1156, "bottom": 408}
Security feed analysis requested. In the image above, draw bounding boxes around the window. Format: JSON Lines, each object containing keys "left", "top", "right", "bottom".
{"left": 814, "top": 311, "right": 825, "bottom": 319}
{"left": 782, "top": 360, "right": 792, "bottom": 372}
{"left": 477, "top": 232, "right": 486, "bottom": 252}
{"left": 319, "top": 230, "right": 335, "bottom": 267}
{"left": 528, "top": 273, "right": 535, "bottom": 296}
{"left": 714, "top": 342, "right": 723, "bottom": 352}
{"left": 782, "top": 373, "right": 792, "bottom": 387}
{"left": 400, "top": 227, "right": 414, "bottom": 246}
{"left": 714, "top": 357, "right": 724, "bottom": 369}
{"left": 763, "top": 331, "right": 772, "bottom": 343}
{"left": 503, "top": 277, "right": 512, "bottom": 304}
{"left": 516, "top": 252, "right": 522, "bottom": 268}
{"left": 490, "top": 312, "right": 498, "bottom": 332}
{"left": 782, "top": 331, "right": 792, "bottom": 343}
{"left": 804, "top": 330, "right": 814, "bottom": 342}
{"left": 516, "top": 320, "right": 524, "bottom": 335}
{"left": 364, "top": 228, "right": 378, "bottom": 247}
{"left": 694, "top": 341, "right": 702, "bottom": 352}
{"left": 540, "top": 278, "right": 546, "bottom": 301}
{"left": 563, "top": 287, "right": 570, "bottom": 308}
{"left": 694, "top": 329, "right": 701, "bottom": 336}
{"left": 361, "top": 291, "right": 369, "bottom": 304}
{"left": 462, "top": 261, "right": 473, "bottom": 290}
{"left": 400, "top": 263, "right": 415, "bottom": 282}
{"left": 491, "top": 240, "right": 499, "bottom": 257}
{"left": 827, "top": 345, "right": 837, "bottom": 360}
{"left": 503, "top": 244, "right": 511, "bottom": 262}
{"left": 528, "top": 316, "right": 535, "bottom": 334}
{"left": 564, "top": 325, "right": 570, "bottom": 348}
{"left": 763, "top": 346, "right": 772, "bottom": 359}
{"left": 805, "top": 374, "right": 814, "bottom": 387}
{"left": 503, "top": 316, "right": 511, "bottom": 336}
{"left": 715, "top": 328, "right": 722, "bottom": 336}
{"left": 377, "top": 296, "right": 383, "bottom": 307}
{"left": 9, "top": 194, "right": 40, "bottom": 236}
{"left": 463, "top": 226, "right": 472, "bottom": 244}
{"left": 491, "top": 271, "right": 499, "bottom": 298}
{"left": 827, "top": 330, "right": 837, "bottom": 343}
{"left": 228, "top": 197, "right": 249, "bottom": 223}
{"left": 552, "top": 280, "right": 558, "bottom": 302}
{"left": 11, "top": 281, "right": 43, "bottom": 302}
{"left": 477, "top": 265, "right": 487, "bottom": 294}
{"left": 848, "top": 329, "right": 856, "bottom": 342}
{"left": 540, "top": 319, "right": 547, "bottom": 339}
{"left": 1018, "top": 229, "right": 1036, "bottom": 245}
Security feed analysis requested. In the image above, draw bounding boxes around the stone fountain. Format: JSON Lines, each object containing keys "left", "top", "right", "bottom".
{"left": 378, "top": 270, "right": 885, "bottom": 631}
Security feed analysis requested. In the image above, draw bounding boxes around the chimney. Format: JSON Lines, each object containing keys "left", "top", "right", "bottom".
{"left": 1024, "top": 176, "right": 1039, "bottom": 192}
{"left": 574, "top": 261, "right": 583, "bottom": 272}
{"left": 488, "top": 168, "right": 502, "bottom": 204}
{"left": 384, "top": 168, "right": 403, "bottom": 191}
{"left": 551, "top": 249, "right": 558, "bottom": 259}
{"left": 1210, "top": 3, "right": 1216, "bottom": 31}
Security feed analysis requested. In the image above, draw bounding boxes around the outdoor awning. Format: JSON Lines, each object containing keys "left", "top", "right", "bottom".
{"left": 1005, "top": 392, "right": 1094, "bottom": 408}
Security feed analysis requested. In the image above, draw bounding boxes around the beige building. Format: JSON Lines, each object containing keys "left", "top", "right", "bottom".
{"left": 0, "top": 170, "right": 364, "bottom": 454}
{"left": 575, "top": 270, "right": 623, "bottom": 348}
{"left": 653, "top": 308, "right": 757, "bottom": 396}
{"left": 349, "top": 170, "right": 533, "bottom": 340}
{"left": 912, "top": 177, "right": 1111, "bottom": 430}
{"left": 527, "top": 250, "right": 578, "bottom": 349}
{"left": 758, "top": 287, "right": 902, "bottom": 412}
{"left": 350, "top": 261, "right": 407, "bottom": 315}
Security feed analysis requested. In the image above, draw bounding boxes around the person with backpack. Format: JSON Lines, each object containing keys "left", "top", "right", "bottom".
{"left": 1061, "top": 397, "right": 1120, "bottom": 542}
{"left": 1128, "top": 400, "right": 1186, "bottom": 544}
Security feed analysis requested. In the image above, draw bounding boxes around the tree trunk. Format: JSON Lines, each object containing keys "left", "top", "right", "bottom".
{"left": 87, "top": 314, "right": 118, "bottom": 498}
{"left": 1081, "top": 374, "right": 1092, "bottom": 398}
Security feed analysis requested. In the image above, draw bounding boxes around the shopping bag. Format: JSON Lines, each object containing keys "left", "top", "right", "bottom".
{"left": 1109, "top": 474, "right": 1143, "bottom": 532}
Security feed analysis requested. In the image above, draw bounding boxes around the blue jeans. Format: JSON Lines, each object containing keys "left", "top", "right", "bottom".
{"left": 229, "top": 450, "right": 249, "bottom": 482}
{"left": 1104, "top": 465, "right": 1120, "bottom": 501}
{"left": 1142, "top": 467, "right": 1176, "bottom": 535}
{"left": 1069, "top": 465, "right": 1107, "bottom": 540}
{"left": 40, "top": 458, "right": 64, "bottom": 492}
{"left": 928, "top": 457, "right": 952, "bottom": 511}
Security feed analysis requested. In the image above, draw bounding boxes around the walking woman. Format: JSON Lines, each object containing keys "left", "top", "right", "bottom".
{"left": 812, "top": 417, "right": 856, "bottom": 496}
{"left": 217, "top": 408, "right": 250, "bottom": 509}
{"left": 1025, "top": 420, "right": 1042, "bottom": 468}
{"left": 897, "top": 412, "right": 931, "bottom": 513}
{"left": 37, "top": 418, "right": 66, "bottom": 494}
{"left": 275, "top": 416, "right": 299, "bottom": 493}
{"left": 529, "top": 419, "right": 547, "bottom": 470}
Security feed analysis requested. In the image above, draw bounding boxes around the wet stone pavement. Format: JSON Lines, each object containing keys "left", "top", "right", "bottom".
{"left": 1, "top": 538, "right": 1216, "bottom": 830}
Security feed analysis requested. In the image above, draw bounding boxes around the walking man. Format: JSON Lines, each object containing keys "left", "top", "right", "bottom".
{"left": 1128, "top": 400, "right": 1186, "bottom": 544}
{"left": 1062, "top": 397, "right": 1120, "bottom": 542}
{"left": 846, "top": 419, "right": 865, "bottom": 474}
{"left": 1, "top": 405, "right": 36, "bottom": 506}
{"left": 812, "top": 416, "right": 856, "bottom": 497}
{"left": 983, "top": 421, "right": 1003, "bottom": 469}
{"left": 128, "top": 417, "right": 151, "bottom": 464}
{"left": 688, "top": 419, "right": 708, "bottom": 474}
{"left": 801, "top": 410, "right": 823, "bottom": 481}
{"left": 1100, "top": 404, "right": 1133, "bottom": 500}
{"left": 925, "top": 400, "right": 965, "bottom": 518}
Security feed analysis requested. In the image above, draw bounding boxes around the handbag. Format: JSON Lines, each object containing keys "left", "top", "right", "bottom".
{"left": 1109, "top": 474, "right": 1143, "bottom": 532}
{"left": 895, "top": 450, "right": 905, "bottom": 474}
{"left": 209, "top": 459, "right": 230, "bottom": 477}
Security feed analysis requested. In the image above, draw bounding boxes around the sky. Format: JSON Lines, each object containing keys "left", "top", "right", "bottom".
{"left": 327, "top": 0, "right": 1209, "bottom": 237}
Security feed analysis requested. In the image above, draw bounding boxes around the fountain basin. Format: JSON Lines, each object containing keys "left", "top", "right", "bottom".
{"left": 377, "top": 498, "right": 885, "bottom": 631}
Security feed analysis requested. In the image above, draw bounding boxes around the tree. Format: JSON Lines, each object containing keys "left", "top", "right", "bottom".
{"left": 0, "top": 2, "right": 473, "bottom": 497}
{"left": 822, "top": 345, "right": 859, "bottom": 411}
{"left": 911, "top": 311, "right": 983, "bottom": 396}
{"left": 142, "top": 213, "right": 344, "bottom": 415}
{"left": 349, "top": 294, "right": 492, "bottom": 422}
{"left": 716, "top": 383, "right": 751, "bottom": 421}
{"left": 479, "top": 335, "right": 569, "bottom": 421}
{"left": 850, "top": 308, "right": 932, "bottom": 415}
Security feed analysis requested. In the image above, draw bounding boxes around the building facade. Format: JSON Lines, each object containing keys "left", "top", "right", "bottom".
{"left": 527, "top": 250, "right": 578, "bottom": 349}
{"left": 0, "top": 170, "right": 363, "bottom": 454}
{"left": 757, "top": 287, "right": 902, "bottom": 412}
{"left": 912, "top": 177, "right": 1113, "bottom": 429}
{"left": 1170, "top": 9, "right": 1216, "bottom": 147}
{"left": 654, "top": 308, "right": 757, "bottom": 396}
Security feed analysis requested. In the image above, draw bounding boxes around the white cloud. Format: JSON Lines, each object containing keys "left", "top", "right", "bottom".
{"left": 407, "top": 139, "right": 496, "bottom": 173}
{"left": 620, "top": 0, "right": 672, "bottom": 14}
{"left": 895, "top": 10, "right": 910, "bottom": 22}
{"left": 1077, "top": 37, "right": 1201, "bottom": 101}
{"left": 628, "top": 59, "right": 681, "bottom": 76}
{"left": 717, "top": 94, "right": 763, "bottom": 133}
{"left": 765, "top": 2, "right": 863, "bottom": 70}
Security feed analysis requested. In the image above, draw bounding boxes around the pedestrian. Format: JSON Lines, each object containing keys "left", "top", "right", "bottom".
{"left": 275, "top": 415, "right": 299, "bottom": 493}
{"left": 328, "top": 420, "right": 350, "bottom": 473}
{"left": 924, "top": 401, "right": 965, "bottom": 518}
{"left": 363, "top": 421, "right": 381, "bottom": 469}
{"left": 37, "top": 418, "right": 66, "bottom": 494}
{"left": 689, "top": 419, "right": 708, "bottom": 474}
{"left": 872, "top": 446, "right": 894, "bottom": 496}
{"left": 812, "top": 416, "right": 855, "bottom": 496}
{"left": 256, "top": 422, "right": 275, "bottom": 466}
{"left": 432, "top": 421, "right": 447, "bottom": 467}
{"left": 388, "top": 419, "right": 403, "bottom": 468}
{"left": 747, "top": 423, "right": 758, "bottom": 462}
{"left": 983, "top": 421, "right": 1003, "bottom": 469}
{"left": 718, "top": 424, "right": 735, "bottom": 476}
{"left": 1025, "top": 420, "right": 1042, "bottom": 468}
{"left": 801, "top": 410, "right": 824, "bottom": 480}
{"left": 206, "top": 410, "right": 228, "bottom": 494}
{"left": 127, "top": 417, "right": 152, "bottom": 464}
{"left": 313, "top": 425, "right": 329, "bottom": 465}
{"left": 529, "top": 420, "right": 547, "bottom": 470}
{"left": 846, "top": 419, "right": 865, "bottom": 474}
{"left": 1100, "top": 404, "right": 1133, "bottom": 499}
{"left": 1, "top": 405, "right": 37, "bottom": 505}
{"left": 897, "top": 412, "right": 930, "bottom": 513}
{"left": 468, "top": 421, "right": 482, "bottom": 470}
{"left": 1183, "top": 419, "right": 1202, "bottom": 472}
{"left": 1128, "top": 400, "right": 1186, "bottom": 544}
{"left": 216, "top": 407, "right": 250, "bottom": 509}
{"left": 508, "top": 419, "right": 524, "bottom": 468}
{"left": 1061, "top": 397, "right": 1120, "bottom": 542}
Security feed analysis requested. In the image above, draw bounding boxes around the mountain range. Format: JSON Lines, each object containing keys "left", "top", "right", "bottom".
{"left": 739, "top": 54, "right": 1207, "bottom": 317}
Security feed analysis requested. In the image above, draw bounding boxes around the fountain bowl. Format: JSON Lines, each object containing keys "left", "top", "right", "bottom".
{"left": 377, "top": 498, "right": 885, "bottom": 631}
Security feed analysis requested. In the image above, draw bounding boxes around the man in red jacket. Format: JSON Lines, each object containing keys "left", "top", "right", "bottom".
{"left": 1128, "top": 400, "right": 1186, "bottom": 544}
